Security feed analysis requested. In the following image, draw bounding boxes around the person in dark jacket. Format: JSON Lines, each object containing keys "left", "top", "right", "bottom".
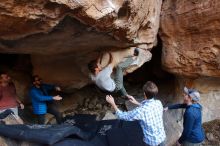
{"left": 164, "top": 87, "right": 205, "bottom": 146}
{"left": 29, "top": 75, "right": 63, "bottom": 124}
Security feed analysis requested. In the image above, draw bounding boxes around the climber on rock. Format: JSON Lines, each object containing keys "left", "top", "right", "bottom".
{"left": 88, "top": 48, "right": 139, "bottom": 98}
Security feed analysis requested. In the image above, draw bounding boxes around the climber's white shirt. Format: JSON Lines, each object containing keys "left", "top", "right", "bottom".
{"left": 91, "top": 65, "right": 116, "bottom": 92}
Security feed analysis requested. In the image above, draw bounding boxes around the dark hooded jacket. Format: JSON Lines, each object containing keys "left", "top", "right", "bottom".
{"left": 168, "top": 103, "right": 205, "bottom": 144}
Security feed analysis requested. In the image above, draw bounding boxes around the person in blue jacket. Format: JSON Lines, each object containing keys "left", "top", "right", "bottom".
{"left": 29, "top": 75, "right": 63, "bottom": 124}
{"left": 164, "top": 87, "right": 205, "bottom": 146}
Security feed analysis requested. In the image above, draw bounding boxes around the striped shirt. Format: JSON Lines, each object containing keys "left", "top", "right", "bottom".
{"left": 116, "top": 98, "right": 166, "bottom": 146}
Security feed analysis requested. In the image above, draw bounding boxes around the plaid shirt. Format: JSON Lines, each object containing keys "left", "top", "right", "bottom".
{"left": 116, "top": 98, "right": 166, "bottom": 146}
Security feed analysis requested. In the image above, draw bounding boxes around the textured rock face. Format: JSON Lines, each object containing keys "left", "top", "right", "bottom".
{"left": 160, "top": 0, "right": 220, "bottom": 77}
{"left": 0, "top": 0, "right": 162, "bottom": 88}
{"left": 161, "top": 76, "right": 220, "bottom": 145}
{"left": 160, "top": 1, "right": 220, "bottom": 142}
{"left": 0, "top": 0, "right": 161, "bottom": 45}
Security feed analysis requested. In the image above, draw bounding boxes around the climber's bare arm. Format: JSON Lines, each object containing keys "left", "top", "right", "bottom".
{"left": 107, "top": 52, "right": 114, "bottom": 68}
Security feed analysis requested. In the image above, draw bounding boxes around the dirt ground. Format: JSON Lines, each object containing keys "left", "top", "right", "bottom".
{"left": 203, "top": 119, "right": 220, "bottom": 146}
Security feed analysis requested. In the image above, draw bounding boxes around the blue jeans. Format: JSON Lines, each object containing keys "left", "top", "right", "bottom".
{"left": 145, "top": 141, "right": 165, "bottom": 146}
{"left": 183, "top": 141, "right": 202, "bottom": 146}
{"left": 37, "top": 102, "right": 62, "bottom": 124}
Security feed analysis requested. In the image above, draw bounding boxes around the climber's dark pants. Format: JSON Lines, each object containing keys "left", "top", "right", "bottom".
{"left": 37, "top": 102, "right": 62, "bottom": 124}
{"left": 114, "top": 58, "right": 134, "bottom": 97}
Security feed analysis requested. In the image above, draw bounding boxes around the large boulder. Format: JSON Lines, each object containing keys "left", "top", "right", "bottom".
{"left": 160, "top": 0, "right": 220, "bottom": 77}
{"left": 0, "top": 0, "right": 162, "bottom": 89}
{"left": 160, "top": 2, "right": 220, "bottom": 144}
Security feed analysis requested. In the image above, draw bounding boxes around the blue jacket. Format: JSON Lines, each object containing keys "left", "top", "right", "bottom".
{"left": 29, "top": 84, "right": 55, "bottom": 115}
{"left": 168, "top": 103, "right": 205, "bottom": 144}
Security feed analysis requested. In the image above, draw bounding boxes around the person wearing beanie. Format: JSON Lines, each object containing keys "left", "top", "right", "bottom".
{"left": 164, "top": 87, "right": 205, "bottom": 146}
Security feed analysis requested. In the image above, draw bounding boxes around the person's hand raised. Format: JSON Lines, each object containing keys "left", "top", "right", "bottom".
{"left": 127, "top": 95, "right": 140, "bottom": 105}
{"left": 106, "top": 95, "right": 116, "bottom": 106}
{"left": 19, "top": 103, "right": 24, "bottom": 109}
{"left": 53, "top": 95, "right": 62, "bottom": 101}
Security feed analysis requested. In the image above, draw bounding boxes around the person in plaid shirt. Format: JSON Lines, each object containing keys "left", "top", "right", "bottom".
{"left": 106, "top": 81, "right": 166, "bottom": 146}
